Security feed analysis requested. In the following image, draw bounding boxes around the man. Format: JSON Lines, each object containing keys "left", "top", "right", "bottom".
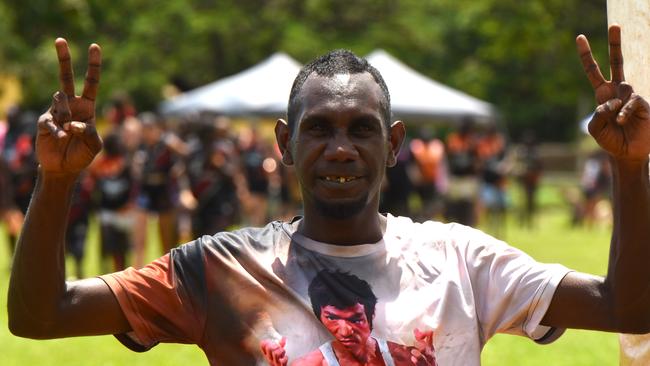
{"left": 7, "top": 25, "right": 650, "bottom": 366}
{"left": 261, "top": 270, "right": 435, "bottom": 365}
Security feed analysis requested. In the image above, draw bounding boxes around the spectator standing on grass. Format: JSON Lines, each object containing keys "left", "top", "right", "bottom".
{"left": 0, "top": 154, "right": 14, "bottom": 260}
{"left": 409, "top": 132, "right": 446, "bottom": 221}
{"left": 190, "top": 139, "right": 243, "bottom": 236}
{"left": 64, "top": 171, "right": 93, "bottom": 279}
{"left": 9, "top": 25, "right": 650, "bottom": 366}
{"left": 580, "top": 149, "right": 612, "bottom": 227}
{"left": 444, "top": 119, "right": 479, "bottom": 226}
{"left": 516, "top": 130, "right": 543, "bottom": 229}
{"left": 1, "top": 106, "right": 38, "bottom": 254}
{"left": 131, "top": 112, "right": 187, "bottom": 268}
{"left": 476, "top": 124, "right": 508, "bottom": 237}
{"left": 238, "top": 126, "right": 272, "bottom": 227}
{"left": 380, "top": 142, "right": 413, "bottom": 218}
{"left": 91, "top": 133, "right": 137, "bottom": 272}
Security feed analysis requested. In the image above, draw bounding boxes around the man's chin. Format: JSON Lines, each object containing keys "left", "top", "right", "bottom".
{"left": 314, "top": 196, "right": 367, "bottom": 219}
{"left": 336, "top": 340, "right": 363, "bottom": 356}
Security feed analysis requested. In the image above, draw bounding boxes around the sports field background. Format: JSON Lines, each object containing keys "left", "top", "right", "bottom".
{"left": 2, "top": 180, "right": 619, "bottom": 365}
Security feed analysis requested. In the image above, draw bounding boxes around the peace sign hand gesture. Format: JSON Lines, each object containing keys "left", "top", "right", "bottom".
{"left": 578, "top": 25, "right": 650, "bottom": 162}
{"left": 36, "top": 38, "right": 103, "bottom": 176}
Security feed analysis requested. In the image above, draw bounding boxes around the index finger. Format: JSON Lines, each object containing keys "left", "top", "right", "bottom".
{"left": 576, "top": 34, "right": 606, "bottom": 90}
{"left": 55, "top": 38, "right": 75, "bottom": 97}
{"left": 608, "top": 24, "right": 625, "bottom": 83}
{"left": 82, "top": 43, "right": 102, "bottom": 102}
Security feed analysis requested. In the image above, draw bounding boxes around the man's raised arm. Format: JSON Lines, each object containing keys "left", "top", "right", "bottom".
{"left": 542, "top": 25, "right": 650, "bottom": 333}
{"left": 8, "top": 39, "right": 131, "bottom": 338}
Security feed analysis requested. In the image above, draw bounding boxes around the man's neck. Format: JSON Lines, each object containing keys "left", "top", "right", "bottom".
{"left": 297, "top": 210, "right": 386, "bottom": 245}
{"left": 332, "top": 337, "right": 382, "bottom": 365}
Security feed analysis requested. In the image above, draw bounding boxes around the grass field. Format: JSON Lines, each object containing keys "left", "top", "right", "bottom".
{"left": 2, "top": 181, "right": 620, "bottom": 365}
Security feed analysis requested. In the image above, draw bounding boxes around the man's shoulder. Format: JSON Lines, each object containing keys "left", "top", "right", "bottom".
{"left": 386, "top": 213, "right": 459, "bottom": 244}
{"left": 386, "top": 214, "right": 512, "bottom": 261}
{"left": 181, "top": 219, "right": 292, "bottom": 255}
{"left": 291, "top": 348, "right": 326, "bottom": 366}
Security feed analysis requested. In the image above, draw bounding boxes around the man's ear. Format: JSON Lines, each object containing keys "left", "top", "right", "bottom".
{"left": 275, "top": 118, "right": 294, "bottom": 165}
{"left": 386, "top": 120, "right": 405, "bottom": 167}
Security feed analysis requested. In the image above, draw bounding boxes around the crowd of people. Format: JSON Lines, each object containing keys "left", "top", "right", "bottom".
{"left": 1, "top": 100, "right": 551, "bottom": 276}
{"left": 0, "top": 103, "right": 292, "bottom": 275}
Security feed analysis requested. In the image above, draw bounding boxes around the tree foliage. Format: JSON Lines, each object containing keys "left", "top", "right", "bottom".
{"left": 0, "top": 0, "right": 607, "bottom": 141}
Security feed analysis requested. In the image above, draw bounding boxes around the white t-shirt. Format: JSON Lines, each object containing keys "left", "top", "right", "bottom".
{"left": 103, "top": 214, "right": 571, "bottom": 366}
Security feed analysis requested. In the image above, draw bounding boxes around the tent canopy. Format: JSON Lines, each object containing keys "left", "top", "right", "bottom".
{"left": 162, "top": 49, "right": 495, "bottom": 124}
{"left": 365, "top": 49, "right": 494, "bottom": 123}
{"left": 161, "top": 52, "right": 301, "bottom": 117}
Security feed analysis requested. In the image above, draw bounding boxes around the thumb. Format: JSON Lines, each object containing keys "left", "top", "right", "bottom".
{"left": 616, "top": 94, "right": 650, "bottom": 125}
{"left": 588, "top": 98, "right": 622, "bottom": 137}
{"left": 52, "top": 91, "right": 72, "bottom": 124}
{"left": 279, "top": 337, "right": 287, "bottom": 348}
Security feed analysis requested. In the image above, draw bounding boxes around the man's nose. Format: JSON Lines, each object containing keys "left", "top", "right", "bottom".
{"left": 337, "top": 320, "right": 353, "bottom": 336}
{"left": 323, "top": 132, "right": 359, "bottom": 161}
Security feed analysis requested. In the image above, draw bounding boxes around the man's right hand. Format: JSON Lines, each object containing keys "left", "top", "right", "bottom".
{"left": 37, "top": 38, "right": 102, "bottom": 175}
{"left": 260, "top": 337, "right": 288, "bottom": 366}
{"left": 9, "top": 38, "right": 131, "bottom": 340}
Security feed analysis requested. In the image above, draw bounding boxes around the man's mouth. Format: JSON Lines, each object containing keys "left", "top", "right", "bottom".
{"left": 322, "top": 176, "right": 360, "bottom": 183}
{"left": 339, "top": 338, "right": 358, "bottom": 346}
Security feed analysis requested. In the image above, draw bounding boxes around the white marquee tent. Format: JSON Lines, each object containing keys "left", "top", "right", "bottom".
{"left": 365, "top": 49, "right": 495, "bottom": 123}
{"left": 161, "top": 49, "right": 495, "bottom": 124}
{"left": 161, "top": 52, "right": 302, "bottom": 116}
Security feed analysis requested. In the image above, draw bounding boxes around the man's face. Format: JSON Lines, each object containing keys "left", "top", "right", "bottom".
{"left": 287, "top": 72, "right": 395, "bottom": 219}
{"left": 320, "top": 303, "right": 372, "bottom": 356}
{"left": 142, "top": 124, "right": 162, "bottom": 146}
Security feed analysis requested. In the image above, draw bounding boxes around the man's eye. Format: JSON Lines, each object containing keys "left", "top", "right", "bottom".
{"left": 309, "top": 123, "right": 329, "bottom": 134}
{"left": 352, "top": 124, "right": 376, "bottom": 135}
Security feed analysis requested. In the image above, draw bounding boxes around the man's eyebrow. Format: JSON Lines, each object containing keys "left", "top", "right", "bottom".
{"left": 323, "top": 310, "right": 341, "bottom": 318}
{"left": 350, "top": 114, "right": 382, "bottom": 126}
{"left": 300, "top": 114, "right": 330, "bottom": 126}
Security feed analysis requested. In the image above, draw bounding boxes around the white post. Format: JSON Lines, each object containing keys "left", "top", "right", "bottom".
{"left": 607, "top": 0, "right": 650, "bottom": 96}
{"left": 608, "top": 1, "right": 650, "bottom": 365}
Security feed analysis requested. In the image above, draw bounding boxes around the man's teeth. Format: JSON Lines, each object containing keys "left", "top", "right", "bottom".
{"left": 324, "top": 176, "right": 358, "bottom": 183}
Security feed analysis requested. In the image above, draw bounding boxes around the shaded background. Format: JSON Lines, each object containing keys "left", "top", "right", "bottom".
{"left": 0, "top": 0, "right": 607, "bottom": 142}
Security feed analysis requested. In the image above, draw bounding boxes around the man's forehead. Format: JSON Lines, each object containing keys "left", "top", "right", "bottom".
{"left": 334, "top": 73, "right": 351, "bottom": 86}
{"left": 295, "top": 72, "right": 384, "bottom": 117}
{"left": 323, "top": 303, "right": 366, "bottom": 315}
{"left": 301, "top": 71, "right": 378, "bottom": 93}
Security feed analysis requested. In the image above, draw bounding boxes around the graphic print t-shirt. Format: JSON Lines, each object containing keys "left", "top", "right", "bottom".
{"left": 100, "top": 215, "right": 570, "bottom": 365}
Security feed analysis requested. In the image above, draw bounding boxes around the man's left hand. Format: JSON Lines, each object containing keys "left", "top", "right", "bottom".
{"left": 578, "top": 25, "right": 650, "bottom": 161}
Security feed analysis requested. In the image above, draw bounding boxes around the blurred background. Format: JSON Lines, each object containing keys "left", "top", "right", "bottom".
{"left": 1, "top": 0, "right": 621, "bottom": 365}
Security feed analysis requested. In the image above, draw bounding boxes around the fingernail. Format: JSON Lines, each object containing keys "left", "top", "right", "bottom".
{"left": 606, "top": 99, "right": 622, "bottom": 111}
{"left": 606, "top": 100, "right": 615, "bottom": 110}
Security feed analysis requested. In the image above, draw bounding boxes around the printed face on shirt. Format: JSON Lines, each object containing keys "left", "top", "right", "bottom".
{"left": 287, "top": 72, "right": 395, "bottom": 219}
{"left": 319, "top": 303, "right": 372, "bottom": 357}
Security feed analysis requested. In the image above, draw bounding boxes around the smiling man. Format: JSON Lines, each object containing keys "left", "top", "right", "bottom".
{"left": 8, "top": 25, "right": 650, "bottom": 366}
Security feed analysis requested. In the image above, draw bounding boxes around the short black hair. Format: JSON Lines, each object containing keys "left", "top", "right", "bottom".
{"left": 308, "top": 269, "right": 378, "bottom": 330}
{"left": 102, "top": 133, "right": 125, "bottom": 157}
{"left": 287, "top": 49, "right": 391, "bottom": 131}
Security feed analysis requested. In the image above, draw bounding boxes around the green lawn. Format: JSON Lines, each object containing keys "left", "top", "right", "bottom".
{"left": 2, "top": 182, "right": 621, "bottom": 365}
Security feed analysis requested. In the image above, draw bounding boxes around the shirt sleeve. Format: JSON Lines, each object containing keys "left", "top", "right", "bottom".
{"left": 458, "top": 225, "right": 571, "bottom": 343}
{"left": 99, "top": 241, "right": 207, "bottom": 350}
